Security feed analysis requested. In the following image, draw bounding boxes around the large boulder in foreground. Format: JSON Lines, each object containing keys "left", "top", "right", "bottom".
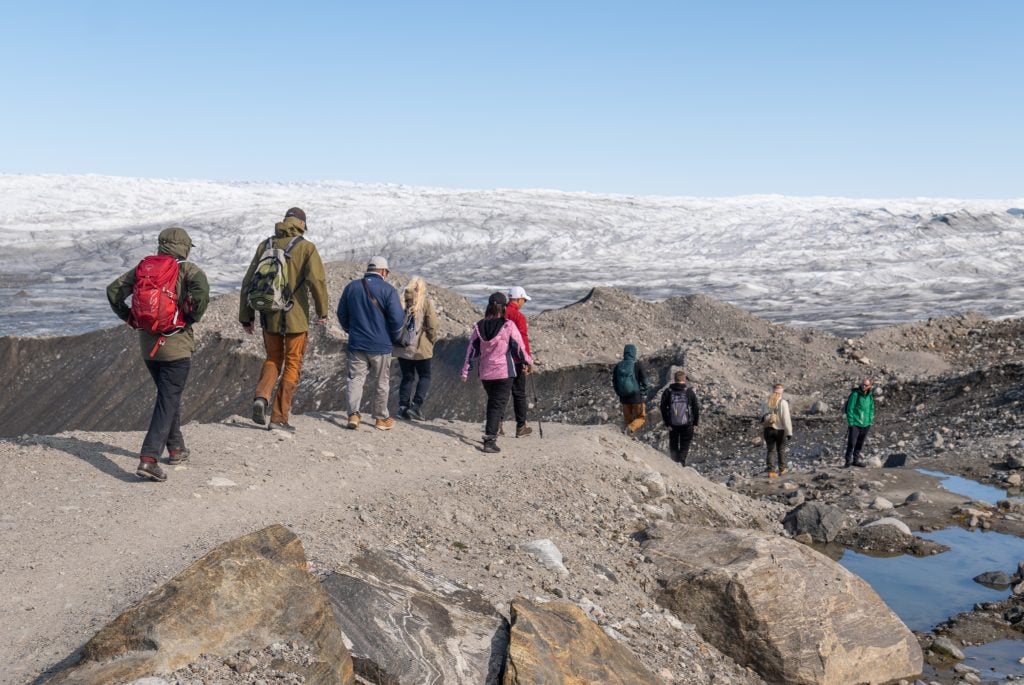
{"left": 503, "top": 598, "right": 661, "bottom": 685}
{"left": 324, "top": 549, "right": 507, "bottom": 684}
{"left": 644, "top": 525, "right": 922, "bottom": 685}
{"left": 46, "top": 524, "right": 353, "bottom": 685}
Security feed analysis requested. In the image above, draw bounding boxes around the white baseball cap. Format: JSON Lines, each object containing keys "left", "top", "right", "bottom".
{"left": 507, "top": 286, "right": 531, "bottom": 301}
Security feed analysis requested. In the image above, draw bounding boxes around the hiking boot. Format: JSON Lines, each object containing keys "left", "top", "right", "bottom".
{"left": 167, "top": 447, "right": 190, "bottom": 465}
{"left": 482, "top": 439, "right": 501, "bottom": 454}
{"left": 137, "top": 459, "right": 167, "bottom": 482}
{"left": 252, "top": 398, "right": 268, "bottom": 426}
{"left": 375, "top": 417, "right": 395, "bottom": 431}
{"left": 396, "top": 407, "right": 411, "bottom": 420}
{"left": 767, "top": 470, "right": 778, "bottom": 479}
{"left": 515, "top": 424, "right": 533, "bottom": 438}
{"left": 498, "top": 423, "right": 505, "bottom": 436}
{"left": 269, "top": 422, "right": 296, "bottom": 433}
{"left": 407, "top": 407, "right": 426, "bottom": 421}
{"left": 346, "top": 414, "right": 361, "bottom": 430}
{"left": 779, "top": 467, "right": 788, "bottom": 476}
{"left": 842, "top": 460, "right": 852, "bottom": 468}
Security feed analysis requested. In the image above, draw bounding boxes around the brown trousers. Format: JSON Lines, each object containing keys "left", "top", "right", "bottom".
{"left": 622, "top": 402, "right": 646, "bottom": 434}
{"left": 255, "top": 331, "right": 308, "bottom": 423}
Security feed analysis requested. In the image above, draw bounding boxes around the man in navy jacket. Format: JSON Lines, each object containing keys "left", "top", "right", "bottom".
{"left": 336, "top": 256, "right": 404, "bottom": 430}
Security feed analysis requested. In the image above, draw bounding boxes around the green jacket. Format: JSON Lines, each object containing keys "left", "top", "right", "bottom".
{"left": 846, "top": 387, "right": 875, "bottom": 428}
{"left": 394, "top": 295, "right": 440, "bottom": 360}
{"left": 106, "top": 227, "right": 210, "bottom": 361}
{"left": 238, "top": 217, "right": 329, "bottom": 334}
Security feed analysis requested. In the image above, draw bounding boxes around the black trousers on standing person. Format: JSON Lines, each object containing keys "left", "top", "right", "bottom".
{"left": 506, "top": 362, "right": 529, "bottom": 427}
{"left": 764, "top": 427, "right": 787, "bottom": 471}
{"left": 844, "top": 425, "right": 871, "bottom": 466}
{"left": 482, "top": 378, "right": 514, "bottom": 440}
{"left": 141, "top": 358, "right": 191, "bottom": 459}
{"left": 669, "top": 425, "right": 695, "bottom": 465}
{"left": 398, "top": 357, "right": 432, "bottom": 410}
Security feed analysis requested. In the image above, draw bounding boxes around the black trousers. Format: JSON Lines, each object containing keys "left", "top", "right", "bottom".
{"left": 141, "top": 358, "right": 191, "bottom": 459}
{"left": 764, "top": 428, "right": 787, "bottom": 470}
{"left": 505, "top": 363, "right": 529, "bottom": 426}
{"left": 844, "top": 425, "right": 871, "bottom": 465}
{"left": 669, "top": 426, "right": 695, "bottom": 465}
{"left": 398, "top": 357, "right": 432, "bottom": 409}
{"left": 482, "top": 378, "right": 513, "bottom": 440}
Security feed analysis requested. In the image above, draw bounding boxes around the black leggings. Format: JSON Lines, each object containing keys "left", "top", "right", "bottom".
{"left": 482, "top": 378, "right": 513, "bottom": 440}
{"left": 764, "top": 428, "right": 787, "bottom": 470}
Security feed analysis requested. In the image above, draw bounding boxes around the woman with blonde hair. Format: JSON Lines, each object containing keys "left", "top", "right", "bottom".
{"left": 394, "top": 276, "right": 439, "bottom": 420}
{"left": 759, "top": 383, "right": 793, "bottom": 477}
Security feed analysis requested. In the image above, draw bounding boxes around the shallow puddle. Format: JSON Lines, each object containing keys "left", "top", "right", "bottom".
{"left": 961, "top": 639, "right": 1024, "bottom": 682}
{"left": 917, "top": 468, "right": 1007, "bottom": 505}
{"left": 839, "top": 526, "right": 1024, "bottom": 631}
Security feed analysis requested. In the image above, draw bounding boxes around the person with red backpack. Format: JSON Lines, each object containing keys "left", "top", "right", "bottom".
{"left": 107, "top": 227, "right": 209, "bottom": 482}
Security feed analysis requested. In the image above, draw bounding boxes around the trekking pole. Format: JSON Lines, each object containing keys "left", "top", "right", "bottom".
{"left": 528, "top": 371, "right": 544, "bottom": 438}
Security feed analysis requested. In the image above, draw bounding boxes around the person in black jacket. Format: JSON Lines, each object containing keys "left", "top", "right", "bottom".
{"left": 660, "top": 370, "right": 700, "bottom": 466}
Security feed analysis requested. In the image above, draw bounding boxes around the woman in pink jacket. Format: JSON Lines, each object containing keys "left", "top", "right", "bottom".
{"left": 462, "top": 292, "right": 533, "bottom": 453}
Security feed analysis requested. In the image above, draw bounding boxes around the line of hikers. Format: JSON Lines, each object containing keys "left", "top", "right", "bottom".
{"left": 108, "top": 208, "right": 878, "bottom": 482}
{"left": 612, "top": 340, "right": 876, "bottom": 476}
{"left": 106, "top": 208, "right": 536, "bottom": 481}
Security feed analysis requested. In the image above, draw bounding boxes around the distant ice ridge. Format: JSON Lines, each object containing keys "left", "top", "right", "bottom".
{"left": 1, "top": 173, "right": 1022, "bottom": 338}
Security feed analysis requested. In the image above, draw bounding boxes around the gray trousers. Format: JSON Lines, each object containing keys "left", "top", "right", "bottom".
{"left": 346, "top": 350, "right": 392, "bottom": 419}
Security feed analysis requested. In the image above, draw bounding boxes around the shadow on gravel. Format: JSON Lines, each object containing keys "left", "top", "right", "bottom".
{"left": 403, "top": 420, "right": 482, "bottom": 448}
{"left": 30, "top": 436, "right": 138, "bottom": 483}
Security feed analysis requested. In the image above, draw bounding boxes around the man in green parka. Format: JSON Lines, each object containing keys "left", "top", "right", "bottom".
{"left": 107, "top": 227, "right": 209, "bottom": 482}
{"left": 239, "top": 207, "right": 329, "bottom": 432}
{"left": 843, "top": 377, "right": 875, "bottom": 467}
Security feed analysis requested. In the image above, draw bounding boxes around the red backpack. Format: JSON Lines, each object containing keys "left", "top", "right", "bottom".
{"left": 128, "top": 254, "right": 186, "bottom": 357}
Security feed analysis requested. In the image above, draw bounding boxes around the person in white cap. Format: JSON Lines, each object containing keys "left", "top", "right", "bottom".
{"left": 336, "top": 255, "right": 404, "bottom": 430}
{"left": 504, "top": 285, "right": 534, "bottom": 437}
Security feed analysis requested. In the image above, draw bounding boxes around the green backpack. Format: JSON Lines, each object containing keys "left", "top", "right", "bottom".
{"left": 246, "top": 236, "right": 303, "bottom": 313}
{"left": 613, "top": 360, "right": 640, "bottom": 398}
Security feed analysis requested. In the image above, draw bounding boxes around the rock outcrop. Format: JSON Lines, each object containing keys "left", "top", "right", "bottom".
{"left": 44, "top": 524, "right": 353, "bottom": 685}
{"left": 783, "top": 501, "right": 848, "bottom": 542}
{"left": 324, "top": 548, "right": 507, "bottom": 684}
{"left": 644, "top": 525, "right": 922, "bottom": 685}
{"left": 502, "top": 598, "right": 662, "bottom": 685}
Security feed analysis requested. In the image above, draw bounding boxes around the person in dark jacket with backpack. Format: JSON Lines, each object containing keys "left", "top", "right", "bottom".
{"left": 239, "top": 208, "right": 329, "bottom": 433}
{"left": 612, "top": 344, "right": 648, "bottom": 435}
{"left": 337, "top": 255, "right": 404, "bottom": 431}
{"left": 107, "top": 227, "right": 209, "bottom": 482}
{"left": 660, "top": 370, "right": 700, "bottom": 466}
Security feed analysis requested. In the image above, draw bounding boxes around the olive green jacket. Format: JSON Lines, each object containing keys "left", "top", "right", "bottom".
{"left": 238, "top": 217, "right": 329, "bottom": 334}
{"left": 106, "top": 227, "right": 210, "bottom": 361}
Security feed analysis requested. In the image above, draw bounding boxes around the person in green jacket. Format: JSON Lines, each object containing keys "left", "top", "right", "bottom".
{"left": 239, "top": 208, "right": 329, "bottom": 432}
{"left": 843, "top": 377, "right": 875, "bottom": 467}
{"left": 107, "top": 227, "right": 210, "bottom": 482}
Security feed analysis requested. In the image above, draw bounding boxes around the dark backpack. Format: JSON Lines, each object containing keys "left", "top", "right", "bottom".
{"left": 669, "top": 389, "right": 691, "bottom": 427}
{"left": 128, "top": 254, "right": 186, "bottom": 357}
{"left": 396, "top": 308, "right": 420, "bottom": 349}
{"left": 613, "top": 360, "right": 640, "bottom": 398}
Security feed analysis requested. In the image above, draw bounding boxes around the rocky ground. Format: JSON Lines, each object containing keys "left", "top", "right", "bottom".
{"left": 2, "top": 275, "right": 1024, "bottom": 684}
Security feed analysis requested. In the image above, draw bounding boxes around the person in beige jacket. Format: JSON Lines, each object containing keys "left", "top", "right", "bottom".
{"left": 394, "top": 276, "right": 439, "bottom": 420}
{"left": 760, "top": 383, "right": 794, "bottom": 477}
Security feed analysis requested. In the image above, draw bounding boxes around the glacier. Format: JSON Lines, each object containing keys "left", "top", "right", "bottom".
{"left": 1, "top": 173, "right": 1021, "bottom": 337}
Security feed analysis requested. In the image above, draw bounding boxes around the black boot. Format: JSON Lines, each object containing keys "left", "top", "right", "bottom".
{"left": 482, "top": 438, "right": 501, "bottom": 454}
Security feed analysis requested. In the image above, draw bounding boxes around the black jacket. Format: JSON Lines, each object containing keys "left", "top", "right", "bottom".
{"left": 660, "top": 383, "right": 700, "bottom": 428}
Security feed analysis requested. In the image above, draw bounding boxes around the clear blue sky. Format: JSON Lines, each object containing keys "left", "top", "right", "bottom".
{"left": 1, "top": 1, "right": 1021, "bottom": 198}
